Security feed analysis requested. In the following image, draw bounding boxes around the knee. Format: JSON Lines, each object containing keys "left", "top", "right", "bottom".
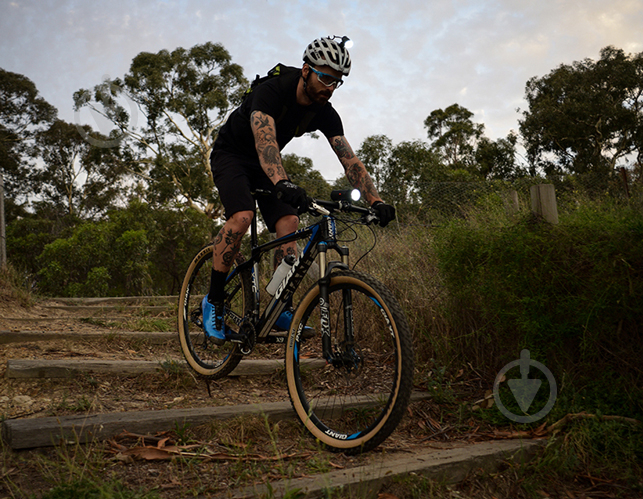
{"left": 228, "top": 210, "right": 254, "bottom": 232}
{"left": 276, "top": 214, "right": 299, "bottom": 234}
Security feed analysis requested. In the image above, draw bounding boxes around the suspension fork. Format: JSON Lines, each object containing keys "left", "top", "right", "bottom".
{"left": 317, "top": 242, "right": 354, "bottom": 362}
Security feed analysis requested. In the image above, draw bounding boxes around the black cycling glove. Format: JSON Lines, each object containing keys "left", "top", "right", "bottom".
{"left": 275, "top": 179, "right": 308, "bottom": 213}
{"left": 372, "top": 201, "right": 396, "bottom": 227}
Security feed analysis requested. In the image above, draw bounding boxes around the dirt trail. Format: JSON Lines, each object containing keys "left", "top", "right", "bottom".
{"left": 1, "top": 295, "right": 527, "bottom": 498}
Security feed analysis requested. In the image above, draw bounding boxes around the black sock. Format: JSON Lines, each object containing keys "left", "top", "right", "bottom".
{"left": 208, "top": 269, "right": 228, "bottom": 304}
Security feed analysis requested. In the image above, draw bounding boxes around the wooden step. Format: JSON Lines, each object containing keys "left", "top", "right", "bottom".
{"left": 41, "top": 305, "right": 173, "bottom": 313}
{"left": 1, "top": 392, "right": 431, "bottom": 450}
{"left": 49, "top": 296, "right": 178, "bottom": 306}
{"left": 5, "top": 358, "right": 325, "bottom": 379}
{"left": 0, "top": 330, "right": 176, "bottom": 345}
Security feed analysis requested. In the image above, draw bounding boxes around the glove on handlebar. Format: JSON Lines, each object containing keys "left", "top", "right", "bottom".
{"left": 275, "top": 179, "right": 308, "bottom": 214}
{"left": 371, "top": 201, "right": 396, "bottom": 227}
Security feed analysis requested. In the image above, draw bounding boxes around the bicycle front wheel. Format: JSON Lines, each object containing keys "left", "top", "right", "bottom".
{"left": 285, "top": 269, "right": 414, "bottom": 454}
{"left": 177, "top": 245, "right": 253, "bottom": 379}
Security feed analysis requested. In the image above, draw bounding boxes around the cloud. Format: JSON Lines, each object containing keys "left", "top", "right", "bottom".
{"left": 2, "top": 0, "right": 642, "bottom": 179}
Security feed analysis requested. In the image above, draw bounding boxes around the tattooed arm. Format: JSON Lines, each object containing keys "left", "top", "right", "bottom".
{"left": 330, "top": 136, "right": 382, "bottom": 206}
{"left": 251, "top": 110, "right": 288, "bottom": 184}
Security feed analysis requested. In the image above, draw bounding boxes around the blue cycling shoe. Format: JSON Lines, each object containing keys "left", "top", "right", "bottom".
{"left": 274, "top": 309, "right": 315, "bottom": 338}
{"left": 201, "top": 297, "right": 230, "bottom": 346}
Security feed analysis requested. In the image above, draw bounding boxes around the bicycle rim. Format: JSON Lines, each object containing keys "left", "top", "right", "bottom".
{"left": 177, "top": 245, "right": 252, "bottom": 378}
{"left": 285, "top": 270, "right": 414, "bottom": 454}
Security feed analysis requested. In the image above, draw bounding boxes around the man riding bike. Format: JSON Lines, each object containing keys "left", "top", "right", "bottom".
{"left": 204, "top": 36, "right": 396, "bottom": 344}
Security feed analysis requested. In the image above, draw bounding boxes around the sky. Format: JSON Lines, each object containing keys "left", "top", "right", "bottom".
{"left": 1, "top": 0, "right": 642, "bottom": 180}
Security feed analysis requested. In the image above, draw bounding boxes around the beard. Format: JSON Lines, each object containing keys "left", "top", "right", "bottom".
{"left": 313, "top": 89, "right": 332, "bottom": 104}
{"left": 304, "top": 74, "right": 333, "bottom": 105}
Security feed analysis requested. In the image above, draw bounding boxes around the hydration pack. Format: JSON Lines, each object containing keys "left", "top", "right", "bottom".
{"left": 244, "top": 63, "right": 316, "bottom": 137}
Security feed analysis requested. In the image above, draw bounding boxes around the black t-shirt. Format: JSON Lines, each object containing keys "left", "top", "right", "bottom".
{"left": 213, "top": 67, "right": 344, "bottom": 159}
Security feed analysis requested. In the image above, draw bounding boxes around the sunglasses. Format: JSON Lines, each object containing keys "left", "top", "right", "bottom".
{"left": 309, "top": 67, "right": 344, "bottom": 89}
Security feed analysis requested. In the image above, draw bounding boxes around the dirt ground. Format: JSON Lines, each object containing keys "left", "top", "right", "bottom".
{"left": 2, "top": 294, "right": 640, "bottom": 499}
{"left": 0, "top": 295, "right": 490, "bottom": 498}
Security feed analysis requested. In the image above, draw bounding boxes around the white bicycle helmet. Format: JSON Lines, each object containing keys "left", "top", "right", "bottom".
{"left": 303, "top": 37, "right": 352, "bottom": 76}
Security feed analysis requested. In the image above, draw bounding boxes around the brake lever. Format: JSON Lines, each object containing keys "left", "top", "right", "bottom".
{"left": 363, "top": 211, "right": 380, "bottom": 225}
{"left": 310, "top": 201, "right": 330, "bottom": 216}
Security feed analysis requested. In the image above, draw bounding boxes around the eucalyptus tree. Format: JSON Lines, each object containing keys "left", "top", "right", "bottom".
{"left": 520, "top": 46, "right": 643, "bottom": 177}
{"left": 0, "top": 68, "right": 56, "bottom": 200}
{"left": 74, "top": 42, "right": 248, "bottom": 215}
{"left": 424, "top": 104, "right": 484, "bottom": 173}
{"left": 33, "top": 119, "right": 130, "bottom": 218}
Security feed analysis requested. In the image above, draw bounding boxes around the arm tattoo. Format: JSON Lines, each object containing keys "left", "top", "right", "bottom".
{"left": 251, "top": 111, "right": 286, "bottom": 181}
{"left": 332, "top": 137, "right": 356, "bottom": 161}
{"left": 331, "top": 136, "right": 380, "bottom": 203}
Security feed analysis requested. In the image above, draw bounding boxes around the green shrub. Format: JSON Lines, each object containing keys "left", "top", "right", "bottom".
{"left": 432, "top": 195, "right": 643, "bottom": 417}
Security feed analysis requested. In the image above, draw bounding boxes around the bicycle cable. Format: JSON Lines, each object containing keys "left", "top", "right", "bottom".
{"left": 332, "top": 214, "right": 377, "bottom": 271}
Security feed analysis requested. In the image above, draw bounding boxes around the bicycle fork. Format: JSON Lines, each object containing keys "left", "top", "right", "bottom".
{"left": 317, "top": 242, "right": 360, "bottom": 370}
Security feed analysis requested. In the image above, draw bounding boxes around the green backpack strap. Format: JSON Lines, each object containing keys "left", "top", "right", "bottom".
{"left": 245, "top": 63, "right": 317, "bottom": 134}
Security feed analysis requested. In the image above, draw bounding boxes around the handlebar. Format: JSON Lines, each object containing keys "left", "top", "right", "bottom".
{"left": 254, "top": 188, "right": 381, "bottom": 225}
{"left": 308, "top": 192, "right": 380, "bottom": 225}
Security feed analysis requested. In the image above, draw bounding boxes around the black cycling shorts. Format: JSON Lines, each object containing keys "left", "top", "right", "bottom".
{"left": 210, "top": 148, "right": 297, "bottom": 233}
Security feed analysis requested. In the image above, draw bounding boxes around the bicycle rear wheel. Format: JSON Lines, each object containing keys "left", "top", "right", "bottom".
{"left": 178, "top": 245, "right": 253, "bottom": 379}
{"left": 285, "top": 269, "right": 414, "bottom": 454}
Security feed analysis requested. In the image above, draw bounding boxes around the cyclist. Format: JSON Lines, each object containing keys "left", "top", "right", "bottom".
{"left": 204, "top": 36, "right": 396, "bottom": 344}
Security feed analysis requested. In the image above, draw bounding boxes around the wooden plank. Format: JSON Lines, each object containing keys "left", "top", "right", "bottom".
{"left": 231, "top": 439, "right": 545, "bottom": 499}
{"left": 50, "top": 296, "right": 178, "bottom": 306}
{"left": 5, "top": 358, "right": 326, "bottom": 378}
{"left": 0, "top": 330, "right": 176, "bottom": 345}
{"left": 1, "top": 392, "right": 431, "bottom": 450}
{"left": 41, "top": 305, "right": 173, "bottom": 313}
{"left": 2, "top": 401, "right": 296, "bottom": 449}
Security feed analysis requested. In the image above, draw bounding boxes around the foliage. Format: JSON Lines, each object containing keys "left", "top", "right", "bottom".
{"left": 424, "top": 103, "right": 484, "bottom": 171}
{"left": 37, "top": 477, "right": 159, "bottom": 499}
{"left": 432, "top": 195, "right": 643, "bottom": 417}
{"left": 0, "top": 67, "right": 56, "bottom": 200}
{"left": 518, "top": 418, "right": 643, "bottom": 493}
{"left": 520, "top": 45, "right": 643, "bottom": 178}
{"left": 0, "top": 262, "right": 33, "bottom": 307}
{"left": 33, "top": 200, "right": 217, "bottom": 296}
{"left": 356, "top": 134, "right": 393, "bottom": 191}
{"left": 73, "top": 42, "right": 248, "bottom": 215}
{"left": 32, "top": 119, "right": 131, "bottom": 218}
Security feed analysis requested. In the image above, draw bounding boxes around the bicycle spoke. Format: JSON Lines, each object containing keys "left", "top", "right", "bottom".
{"left": 286, "top": 270, "right": 413, "bottom": 453}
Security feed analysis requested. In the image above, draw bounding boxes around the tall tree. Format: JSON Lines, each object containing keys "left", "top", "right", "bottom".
{"left": 356, "top": 134, "right": 393, "bottom": 191}
{"left": 74, "top": 42, "right": 248, "bottom": 215}
{"left": 381, "top": 139, "right": 443, "bottom": 206}
{"left": 0, "top": 68, "right": 56, "bottom": 200}
{"left": 474, "top": 132, "right": 524, "bottom": 180}
{"left": 32, "top": 120, "right": 130, "bottom": 218}
{"left": 424, "top": 104, "right": 484, "bottom": 173}
{"left": 519, "top": 46, "right": 643, "bottom": 177}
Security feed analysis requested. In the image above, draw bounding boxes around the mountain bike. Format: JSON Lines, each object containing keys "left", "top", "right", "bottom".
{"left": 177, "top": 189, "right": 414, "bottom": 454}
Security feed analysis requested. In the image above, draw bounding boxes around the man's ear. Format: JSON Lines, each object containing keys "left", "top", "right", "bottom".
{"left": 301, "top": 63, "right": 310, "bottom": 77}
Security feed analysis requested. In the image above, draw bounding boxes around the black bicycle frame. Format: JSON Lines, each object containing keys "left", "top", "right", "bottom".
{"left": 225, "top": 213, "right": 351, "bottom": 361}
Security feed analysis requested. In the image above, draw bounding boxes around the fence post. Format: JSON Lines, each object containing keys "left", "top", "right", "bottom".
{"left": 0, "top": 170, "right": 6, "bottom": 270}
{"left": 504, "top": 190, "right": 520, "bottom": 217}
{"left": 530, "top": 184, "right": 559, "bottom": 224}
